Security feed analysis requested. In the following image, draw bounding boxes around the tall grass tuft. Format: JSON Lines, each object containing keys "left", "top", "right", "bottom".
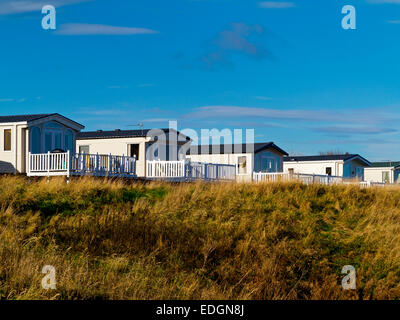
{"left": 1, "top": 176, "right": 400, "bottom": 300}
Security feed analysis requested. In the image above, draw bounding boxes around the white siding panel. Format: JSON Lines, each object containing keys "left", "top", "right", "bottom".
{"left": 364, "top": 167, "right": 394, "bottom": 184}
{"left": 283, "top": 160, "right": 343, "bottom": 176}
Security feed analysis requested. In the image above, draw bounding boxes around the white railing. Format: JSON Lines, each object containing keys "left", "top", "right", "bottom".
{"left": 253, "top": 172, "right": 393, "bottom": 188}
{"left": 72, "top": 153, "right": 136, "bottom": 177}
{"left": 146, "top": 160, "right": 186, "bottom": 178}
{"left": 253, "top": 172, "right": 291, "bottom": 183}
{"left": 146, "top": 160, "right": 236, "bottom": 181}
{"left": 28, "top": 152, "right": 136, "bottom": 177}
{"left": 253, "top": 172, "right": 343, "bottom": 185}
{"left": 29, "top": 151, "right": 71, "bottom": 176}
{"left": 296, "top": 173, "right": 343, "bottom": 185}
{"left": 186, "top": 162, "right": 236, "bottom": 181}
{"left": 359, "top": 181, "right": 386, "bottom": 188}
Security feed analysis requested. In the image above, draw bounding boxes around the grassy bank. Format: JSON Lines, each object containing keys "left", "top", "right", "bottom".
{"left": 1, "top": 176, "right": 400, "bottom": 300}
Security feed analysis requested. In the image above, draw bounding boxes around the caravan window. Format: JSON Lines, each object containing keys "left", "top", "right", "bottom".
{"left": 64, "top": 129, "right": 74, "bottom": 152}
{"left": 79, "top": 145, "right": 90, "bottom": 154}
{"left": 129, "top": 144, "right": 140, "bottom": 160}
{"left": 382, "top": 171, "right": 390, "bottom": 184}
{"left": 237, "top": 156, "right": 248, "bottom": 174}
{"left": 31, "top": 127, "right": 41, "bottom": 153}
{"left": 261, "top": 157, "right": 275, "bottom": 173}
{"left": 4, "top": 129, "right": 11, "bottom": 151}
{"left": 44, "top": 122, "right": 62, "bottom": 129}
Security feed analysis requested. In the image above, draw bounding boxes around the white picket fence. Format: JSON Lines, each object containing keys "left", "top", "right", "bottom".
{"left": 357, "top": 181, "right": 386, "bottom": 188}
{"left": 146, "top": 160, "right": 236, "bottom": 181}
{"left": 28, "top": 151, "right": 137, "bottom": 178}
{"left": 253, "top": 172, "right": 291, "bottom": 183}
{"left": 146, "top": 161, "right": 186, "bottom": 179}
{"left": 29, "top": 151, "right": 70, "bottom": 175}
{"left": 71, "top": 153, "right": 136, "bottom": 177}
{"left": 253, "top": 172, "right": 344, "bottom": 184}
{"left": 186, "top": 162, "right": 236, "bottom": 181}
{"left": 253, "top": 172, "right": 388, "bottom": 187}
{"left": 253, "top": 172, "right": 343, "bottom": 184}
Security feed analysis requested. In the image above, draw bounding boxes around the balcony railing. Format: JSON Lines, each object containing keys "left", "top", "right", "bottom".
{"left": 28, "top": 151, "right": 137, "bottom": 178}
{"left": 146, "top": 160, "right": 236, "bottom": 181}
{"left": 186, "top": 162, "right": 236, "bottom": 181}
{"left": 253, "top": 172, "right": 343, "bottom": 185}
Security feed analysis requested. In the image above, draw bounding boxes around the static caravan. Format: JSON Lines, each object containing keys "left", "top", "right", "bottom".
{"left": 186, "top": 142, "right": 289, "bottom": 182}
{"left": 76, "top": 128, "right": 191, "bottom": 178}
{"left": 283, "top": 154, "right": 371, "bottom": 180}
{"left": 364, "top": 162, "right": 400, "bottom": 184}
{"left": 0, "top": 114, "right": 84, "bottom": 174}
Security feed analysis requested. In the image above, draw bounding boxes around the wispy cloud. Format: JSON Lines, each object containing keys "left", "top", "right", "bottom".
{"left": 254, "top": 96, "right": 273, "bottom": 101}
{"left": 0, "top": 98, "right": 27, "bottom": 102}
{"left": 258, "top": 1, "right": 295, "bottom": 9}
{"left": 200, "top": 23, "right": 273, "bottom": 69}
{"left": 141, "top": 118, "right": 171, "bottom": 123}
{"left": 55, "top": 23, "right": 159, "bottom": 35}
{"left": 367, "top": 0, "right": 400, "bottom": 3}
{"left": 387, "top": 20, "right": 400, "bottom": 24}
{"left": 185, "top": 105, "right": 329, "bottom": 121}
{"left": 75, "top": 108, "right": 131, "bottom": 116}
{"left": 107, "top": 85, "right": 131, "bottom": 89}
{"left": 313, "top": 126, "right": 398, "bottom": 135}
{"left": 0, "top": 0, "right": 91, "bottom": 15}
{"left": 184, "top": 105, "right": 397, "bottom": 124}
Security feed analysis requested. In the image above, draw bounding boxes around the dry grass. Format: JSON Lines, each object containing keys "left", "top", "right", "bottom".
{"left": 1, "top": 175, "right": 400, "bottom": 300}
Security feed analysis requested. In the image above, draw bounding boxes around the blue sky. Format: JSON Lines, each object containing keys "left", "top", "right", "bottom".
{"left": 0, "top": 0, "right": 400, "bottom": 160}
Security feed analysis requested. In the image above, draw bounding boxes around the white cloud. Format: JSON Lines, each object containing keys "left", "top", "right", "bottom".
{"left": 367, "top": 0, "right": 400, "bottom": 4}
{"left": 0, "top": 98, "right": 26, "bottom": 102}
{"left": 185, "top": 105, "right": 397, "bottom": 125}
{"left": 56, "top": 23, "right": 159, "bottom": 35}
{"left": 313, "top": 125, "right": 398, "bottom": 135}
{"left": 75, "top": 108, "right": 131, "bottom": 116}
{"left": 254, "top": 96, "right": 273, "bottom": 101}
{"left": 258, "top": 2, "right": 295, "bottom": 9}
{"left": 0, "top": 0, "right": 91, "bottom": 15}
{"left": 387, "top": 20, "right": 400, "bottom": 23}
{"left": 142, "top": 118, "right": 171, "bottom": 123}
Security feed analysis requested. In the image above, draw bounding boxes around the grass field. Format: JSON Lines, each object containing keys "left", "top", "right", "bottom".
{"left": 1, "top": 176, "right": 400, "bottom": 300}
